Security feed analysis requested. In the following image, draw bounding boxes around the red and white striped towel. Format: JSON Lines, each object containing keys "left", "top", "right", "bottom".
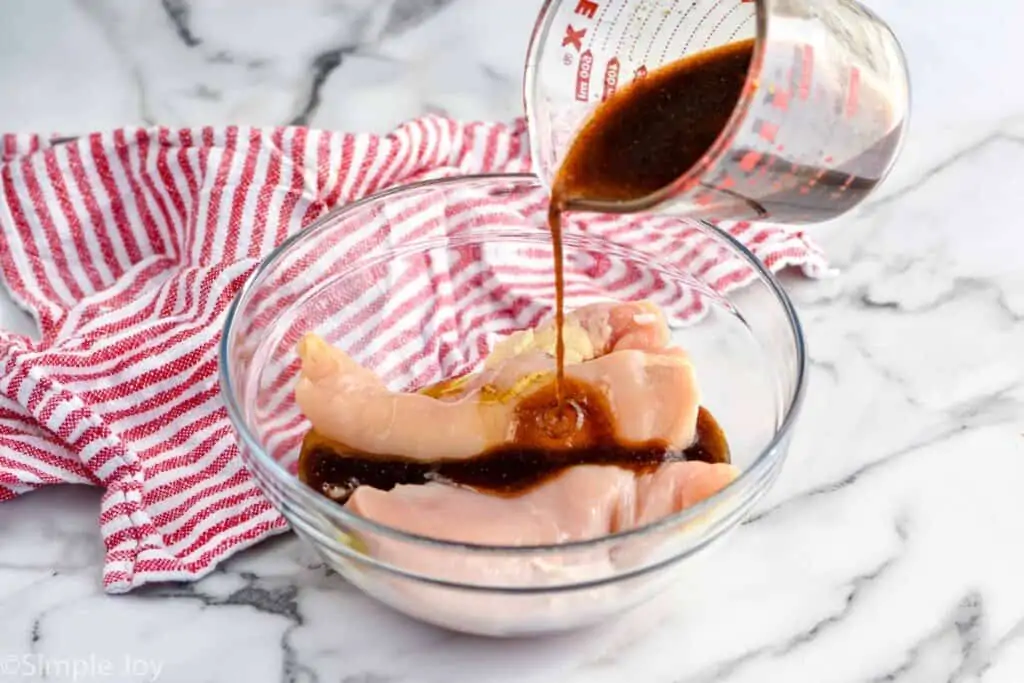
{"left": 0, "top": 116, "right": 830, "bottom": 593}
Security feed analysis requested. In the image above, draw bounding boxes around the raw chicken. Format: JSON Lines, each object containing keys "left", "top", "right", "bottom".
{"left": 344, "top": 461, "right": 739, "bottom": 604}
{"left": 294, "top": 300, "right": 700, "bottom": 459}
{"left": 294, "top": 299, "right": 739, "bottom": 556}
{"left": 348, "top": 460, "right": 739, "bottom": 546}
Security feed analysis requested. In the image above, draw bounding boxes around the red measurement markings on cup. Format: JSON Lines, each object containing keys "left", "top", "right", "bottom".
{"left": 756, "top": 120, "right": 779, "bottom": 144}
{"left": 739, "top": 151, "right": 762, "bottom": 173}
{"left": 562, "top": 0, "right": 602, "bottom": 99}
{"left": 830, "top": 173, "right": 858, "bottom": 199}
{"left": 576, "top": 50, "right": 595, "bottom": 101}
{"left": 602, "top": 58, "right": 620, "bottom": 100}
{"left": 768, "top": 83, "right": 790, "bottom": 111}
{"left": 799, "top": 166, "right": 827, "bottom": 194}
{"left": 797, "top": 45, "right": 814, "bottom": 100}
{"left": 633, "top": 65, "right": 648, "bottom": 81}
{"left": 845, "top": 66, "right": 861, "bottom": 119}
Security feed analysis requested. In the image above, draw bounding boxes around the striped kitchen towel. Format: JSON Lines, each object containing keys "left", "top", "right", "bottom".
{"left": 0, "top": 115, "right": 830, "bottom": 593}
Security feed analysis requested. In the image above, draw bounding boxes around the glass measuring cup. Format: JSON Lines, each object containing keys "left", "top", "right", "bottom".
{"left": 524, "top": 0, "right": 911, "bottom": 224}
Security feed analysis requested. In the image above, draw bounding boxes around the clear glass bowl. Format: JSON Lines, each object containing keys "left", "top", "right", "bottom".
{"left": 219, "top": 174, "right": 806, "bottom": 636}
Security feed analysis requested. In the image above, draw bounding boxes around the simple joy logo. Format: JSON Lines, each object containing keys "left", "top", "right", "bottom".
{"left": 0, "top": 653, "right": 163, "bottom": 681}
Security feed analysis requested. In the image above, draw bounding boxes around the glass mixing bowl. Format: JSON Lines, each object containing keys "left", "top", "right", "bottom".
{"left": 219, "top": 174, "right": 805, "bottom": 637}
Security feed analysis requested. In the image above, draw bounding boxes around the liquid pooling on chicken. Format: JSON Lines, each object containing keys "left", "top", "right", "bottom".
{"left": 292, "top": 40, "right": 766, "bottom": 541}
{"left": 294, "top": 301, "right": 737, "bottom": 544}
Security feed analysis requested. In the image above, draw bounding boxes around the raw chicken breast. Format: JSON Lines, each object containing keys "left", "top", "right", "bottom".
{"left": 348, "top": 461, "right": 739, "bottom": 546}
{"left": 295, "top": 298, "right": 739, "bottom": 569}
{"left": 344, "top": 461, "right": 739, "bottom": 595}
{"left": 294, "top": 300, "right": 701, "bottom": 459}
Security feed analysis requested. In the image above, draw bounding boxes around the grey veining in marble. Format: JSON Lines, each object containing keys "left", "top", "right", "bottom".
{"left": 2, "top": 0, "right": 1024, "bottom": 681}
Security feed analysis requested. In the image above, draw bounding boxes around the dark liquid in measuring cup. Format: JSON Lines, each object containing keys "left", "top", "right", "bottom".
{"left": 552, "top": 39, "right": 757, "bottom": 207}
{"left": 298, "top": 378, "right": 730, "bottom": 499}
{"left": 545, "top": 36, "right": 901, "bottom": 405}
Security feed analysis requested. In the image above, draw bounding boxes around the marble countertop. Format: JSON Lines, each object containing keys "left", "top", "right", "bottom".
{"left": 2, "top": 0, "right": 1024, "bottom": 681}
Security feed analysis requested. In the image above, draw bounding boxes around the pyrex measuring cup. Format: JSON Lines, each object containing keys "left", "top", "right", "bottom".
{"left": 524, "top": 0, "right": 910, "bottom": 224}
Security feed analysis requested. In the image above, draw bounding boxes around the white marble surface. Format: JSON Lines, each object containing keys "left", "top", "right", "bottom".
{"left": 2, "top": 0, "right": 1024, "bottom": 681}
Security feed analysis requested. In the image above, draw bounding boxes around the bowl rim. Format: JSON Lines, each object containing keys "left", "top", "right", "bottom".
{"left": 218, "top": 172, "right": 807, "bottom": 554}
